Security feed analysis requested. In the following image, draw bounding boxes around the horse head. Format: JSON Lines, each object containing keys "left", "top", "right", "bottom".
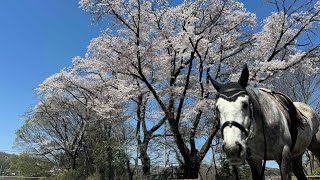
{"left": 210, "top": 64, "right": 251, "bottom": 165}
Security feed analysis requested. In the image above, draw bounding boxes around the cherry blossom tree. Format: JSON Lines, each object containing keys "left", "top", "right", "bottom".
{"left": 15, "top": 63, "right": 133, "bottom": 178}
{"left": 73, "top": 57, "right": 169, "bottom": 178}
{"left": 16, "top": 90, "right": 91, "bottom": 170}
{"left": 249, "top": 0, "right": 320, "bottom": 83}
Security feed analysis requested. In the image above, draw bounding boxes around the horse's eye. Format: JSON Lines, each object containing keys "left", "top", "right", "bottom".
{"left": 243, "top": 103, "right": 248, "bottom": 109}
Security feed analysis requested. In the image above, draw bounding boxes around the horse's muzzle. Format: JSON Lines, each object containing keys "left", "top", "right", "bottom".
{"left": 223, "top": 141, "right": 246, "bottom": 165}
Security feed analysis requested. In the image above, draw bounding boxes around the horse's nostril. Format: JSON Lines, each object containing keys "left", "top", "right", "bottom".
{"left": 238, "top": 143, "right": 243, "bottom": 152}
{"left": 235, "top": 141, "right": 243, "bottom": 153}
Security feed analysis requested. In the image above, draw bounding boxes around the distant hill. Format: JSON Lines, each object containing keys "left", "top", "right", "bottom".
{"left": 265, "top": 167, "right": 281, "bottom": 177}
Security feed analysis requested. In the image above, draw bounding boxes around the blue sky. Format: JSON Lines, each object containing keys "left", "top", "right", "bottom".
{"left": 0, "top": 0, "right": 280, "bottom": 167}
{"left": 0, "top": 0, "right": 102, "bottom": 153}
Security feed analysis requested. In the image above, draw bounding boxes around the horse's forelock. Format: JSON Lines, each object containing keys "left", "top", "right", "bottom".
{"left": 218, "top": 82, "right": 247, "bottom": 102}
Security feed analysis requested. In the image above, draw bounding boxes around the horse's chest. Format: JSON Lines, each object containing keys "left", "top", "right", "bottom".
{"left": 247, "top": 125, "right": 286, "bottom": 159}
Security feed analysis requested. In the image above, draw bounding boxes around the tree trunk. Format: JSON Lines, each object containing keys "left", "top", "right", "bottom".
{"left": 107, "top": 126, "right": 113, "bottom": 180}
{"left": 182, "top": 160, "right": 200, "bottom": 179}
{"left": 126, "top": 158, "right": 134, "bottom": 180}
{"left": 70, "top": 151, "right": 78, "bottom": 170}
{"left": 99, "top": 167, "right": 106, "bottom": 180}
{"left": 140, "top": 149, "right": 151, "bottom": 179}
{"left": 107, "top": 149, "right": 113, "bottom": 180}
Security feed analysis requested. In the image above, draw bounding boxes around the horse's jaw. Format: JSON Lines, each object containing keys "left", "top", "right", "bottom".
{"left": 225, "top": 147, "right": 247, "bottom": 165}
{"left": 228, "top": 158, "right": 245, "bottom": 165}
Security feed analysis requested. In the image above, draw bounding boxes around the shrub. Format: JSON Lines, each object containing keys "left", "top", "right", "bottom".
{"left": 52, "top": 170, "right": 81, "bottom": 180}
{"left": 309, "top": 167, "right": 320, "bottom": 176}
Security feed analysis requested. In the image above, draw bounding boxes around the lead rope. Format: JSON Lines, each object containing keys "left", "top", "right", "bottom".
{"left": 261, "top": 114, "right": 267, "bottom": 179}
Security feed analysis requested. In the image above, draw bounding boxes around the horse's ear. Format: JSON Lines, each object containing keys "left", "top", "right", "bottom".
{"left": 238, "top": 64, "right": 249, "bottom": 88}
{"left": 208, "top": 73, "right": 223, "bottom": 92}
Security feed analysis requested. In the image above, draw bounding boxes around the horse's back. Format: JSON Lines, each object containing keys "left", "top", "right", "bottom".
{"left": 293, "top": 102, "right": 319, "bottom": 134}
{"left": 293, "top": 102, "right": 320, "bottom": 155}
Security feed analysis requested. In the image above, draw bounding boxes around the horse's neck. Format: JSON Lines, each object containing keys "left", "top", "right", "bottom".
{"left": 250, "top": 88, "right": 284, "bottom": 129}
{"left": 247, "top": 88, "right": 294, "bottom": 159}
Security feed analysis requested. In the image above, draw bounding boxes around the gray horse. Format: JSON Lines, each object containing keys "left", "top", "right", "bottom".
{"left": 209, "top": 65, "right": 320, "bottom": 180}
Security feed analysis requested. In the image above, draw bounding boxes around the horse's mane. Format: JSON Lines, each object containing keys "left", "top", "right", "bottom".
{"left": 246, "top": 87, "right": 264, "bottom": 121}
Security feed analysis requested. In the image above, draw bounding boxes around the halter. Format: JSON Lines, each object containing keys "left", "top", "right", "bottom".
{"left": 221, "top": 120, "right": 250, "bottom": 137}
